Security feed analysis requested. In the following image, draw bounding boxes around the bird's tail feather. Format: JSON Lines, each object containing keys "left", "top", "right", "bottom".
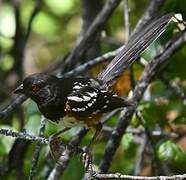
{"left": 98, "top": 13, "right": 173, "bottom": 87}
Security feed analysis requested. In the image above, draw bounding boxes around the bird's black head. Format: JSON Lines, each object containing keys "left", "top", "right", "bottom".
{"left": 14, "top": 73, "right": 59, "bottom": 106}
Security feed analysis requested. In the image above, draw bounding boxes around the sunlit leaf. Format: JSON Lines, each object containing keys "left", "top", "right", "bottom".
{"left": 45, "top": 0, "right": 75, "bottom": 15}
{"left": 0, "top": 54, "right": 14, "bottom": 70}
{"left": 33, "top": 12, "right": 58, "bottom": 36}
{"left": 63, "top": 155, "right": 84, "bottom": 179}
{"left": 157, "top": 140, "right": 186, "bottom": 164}
{"left": 121, "top": 133, "right": 134, "bottom": 149}
{"left": 0, "top": 36, "right": 13, "bottom": 51}
{"left": 0, "top": 4, "right": 15, "bottom": 37}
{"left": 24, "top": 114, "right": 41, "bottom": 135}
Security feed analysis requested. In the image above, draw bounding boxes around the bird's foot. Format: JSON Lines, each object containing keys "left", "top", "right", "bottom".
{"left": 49, "top": 135, "right": 64, "bottom": 162}
{"left": 81, "top": 147, "right": 93, "bottom": 173}
{"left": 48, "top": 128, "right": 70, "bottom": 162}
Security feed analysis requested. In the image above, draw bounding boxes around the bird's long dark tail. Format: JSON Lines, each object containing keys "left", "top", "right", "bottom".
{"left": 97, "top": 13, "right": 173, "bottom": 87}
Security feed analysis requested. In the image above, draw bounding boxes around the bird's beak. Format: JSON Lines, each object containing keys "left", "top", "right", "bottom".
{"left": 14, "top": 84, "right": 24, "bottom": 94}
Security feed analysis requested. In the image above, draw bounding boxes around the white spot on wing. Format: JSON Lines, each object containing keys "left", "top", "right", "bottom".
{"left": 68, "top": 96, "right": 83, "bottom": 102}
{"left": 73, "top": 85, "right": 82, "bottom": 90}
{"left": 103, "top": 105, "right": 108, "bottom": 109}
{"left": 101, "top": 90, "right": 107, "bottom": 93}
{"left": 88, "top": 102, "right": 93, "bottom": 107}
{"left": 82, "top": 95, "right": 91, "bottom": 101}
{"left": 93, "top": 110, "right": 101, "bottom": 114}
{"left": 86, "top": 92, "right": 97, "bottom": 97}
{"left": 77, "top": 107, "right": 85, "bottom": 111}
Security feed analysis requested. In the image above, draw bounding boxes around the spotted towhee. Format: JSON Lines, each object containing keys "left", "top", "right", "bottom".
{"left": 14, "top": 14, "right": 172, "bottom": 147}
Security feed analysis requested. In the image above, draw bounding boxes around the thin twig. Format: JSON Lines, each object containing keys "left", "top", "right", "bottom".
{"left": 134, "top": 134, "right": 147, "bottom": 175}
{"left": 0, "top": 95, "right": 27, "bottom": 119}
{"left": 102, "top": 126, "right": 178, "bottom": 138}
{"left": 136, "top": 110, "right": 170, "bottom": 175}
{"left": 93, "top": 173, "right": 186, "bottom": 179}
{"left": 0, "top": 128, "right": 48, "bottom": 144}
{"left": 62, "top": 46, "right": 123, "bottom": 77}
{"left": 124, "top": 0, "right": 130, "bottom": 41}
{"left": 29, "top": 116, "right": 46, "bottom": 180}
{"left": 131, "top": 0, "right": 166, "bottom": 37}
{"left": 24, "top": 0, "right": 41, "bottom": 43}
{"left": 124, "top": 0, "right": 135, "bottom": 89}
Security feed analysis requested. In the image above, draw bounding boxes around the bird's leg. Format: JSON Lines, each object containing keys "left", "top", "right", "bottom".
{"left": 49, "top": 127, "right": 70, "bottom": 161}
{"left": 81, "top": 123, "right": 102, "bottom": 172}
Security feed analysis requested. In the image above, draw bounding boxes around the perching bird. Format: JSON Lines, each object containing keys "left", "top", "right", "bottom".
{"left": 14, "top": 14, "right": 173, "bottom": 147}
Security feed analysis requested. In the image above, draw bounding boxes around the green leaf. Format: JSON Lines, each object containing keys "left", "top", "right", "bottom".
{"left": 166, "top": 46, "right": 186, "bottom": 80}
{"left": 142, "top": 101, "right": 169, "bottom": 128}
{"left": 33, "top": 12, "right": 58, "bottom": 36}
{"left": 0, "top": 4, "right": 15, "bottom": 37}
{"left": 25, "top": 100, "right": 40, "bottom": 117}
{"left": 45, "top": 0, "right": 75, "bottom": 15}
{"left": 25, "top": 114, "right": 41, "bottom": 135}
{"left": 121, "top": 133, "right": 134, "bottom": 149}
{"left": 0, "top": 54, "right": 14, "bottom": 70}
{"left": 157, "top": 140, "right": 186, "bottom": 164}
{"left": 63, "top": 155, "right": 84, "bottom": 180}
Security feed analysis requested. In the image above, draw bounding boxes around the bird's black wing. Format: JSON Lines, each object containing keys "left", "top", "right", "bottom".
{"left": 97, "top": 13, "right": 173, "bottom": 87}
{"left": 67, "top": 86, "right": 132, "bottom": 117}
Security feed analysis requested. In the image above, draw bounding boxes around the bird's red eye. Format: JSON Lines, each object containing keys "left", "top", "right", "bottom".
{"left": 32, "top": 84, "right": 40, "bottom": 92}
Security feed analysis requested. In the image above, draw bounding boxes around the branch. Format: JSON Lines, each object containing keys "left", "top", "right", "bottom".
{"left": 134, "top": 134, "right": 147, "bottom": 175}
{"left": 0, "top": 128, "right": 48, "bottom": 144}
{"left": 0, "top": 95, "right": 27, "bottom": 119}
{"left": 136, "top": 110, "right": 171, "bottom": 175}
{"left": 99, "top": 30, "right": 186, "bottom": 173}
{"left": 131, "top": 0, "right": 166, "bottom": 37}
{"left": 102, "top": 126, "right": 178, "bottom": 138}
{"left": 11, "top": 0, "right": 41, "bottom": 77}
{"left": 93, "top": 173, "right": 186, "bottom": 179}
{"left": 123, "top": 0, "right": 135, "bottom": 89}
{"left": 63, "top": 46, "right": 123, "bottom": 77}
{"left": 23, "top": 0, "right": 41, "bottom": 45}
{"left": 124, "top": 0, "right": 130, "bottom": 40}
{"left": 80, "top": 0, "right": 103, "bottom": 61}
{"left": 60, "top": 0, "right": 122, "bottom": 73}
{"left": 29, "top": 116, "right": 46, "bottom": 180}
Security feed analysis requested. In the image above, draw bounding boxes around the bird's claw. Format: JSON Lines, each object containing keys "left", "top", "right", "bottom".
{"left": 81, "top": 147, "right": 93, "bottom": 172}
{"left": 49, "top": 135, "right": 65, "bottom": 162}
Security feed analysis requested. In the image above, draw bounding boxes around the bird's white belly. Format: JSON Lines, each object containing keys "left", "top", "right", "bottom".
{"left": 59, "top": 116, "right": 87, "bottom": 128}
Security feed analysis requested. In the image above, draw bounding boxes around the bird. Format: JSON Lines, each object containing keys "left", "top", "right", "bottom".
{"left": 14, "top": 74, "right": 133, "bottom": 126}
{"left": 14, "top": 14, "right": 173, "bottom": 151}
